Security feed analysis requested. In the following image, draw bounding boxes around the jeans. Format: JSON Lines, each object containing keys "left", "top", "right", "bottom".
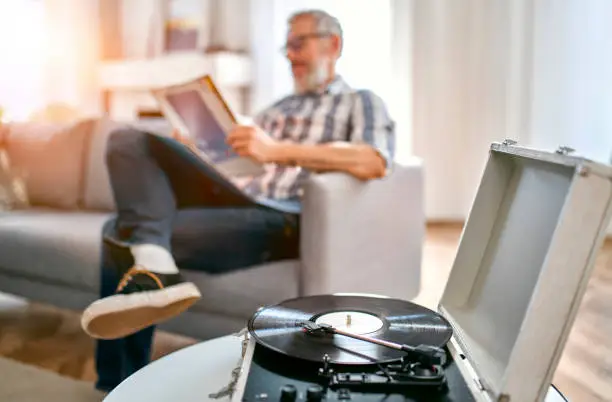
{"left": 95, "top": 128, "right": 300, "bottom": 392}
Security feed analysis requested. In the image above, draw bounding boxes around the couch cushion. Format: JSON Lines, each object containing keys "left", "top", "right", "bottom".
{"left": 5, "top": 120, "right": 95, "bottom": 209}
{"left": 82, "top": 118, "right": 120, "bottom": 211}
{"left": 83, "top": 118, "right": 173, "bottom": 211}
{"left": 0, "top": 209, "right": 111, "bottom": 291}
{"left": 183, "top": 260, "right": 300, "bottom": 318}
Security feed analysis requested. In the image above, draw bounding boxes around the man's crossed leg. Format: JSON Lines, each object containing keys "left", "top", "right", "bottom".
{"left": 81, "top": 128, "right": 299, "bottom": 390}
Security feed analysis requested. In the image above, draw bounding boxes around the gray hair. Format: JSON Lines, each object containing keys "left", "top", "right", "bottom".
{"left": 288, "top": 9, "right": 343, "bottom": 53}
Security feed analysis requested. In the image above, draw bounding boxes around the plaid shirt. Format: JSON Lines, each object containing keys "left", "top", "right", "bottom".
{"left": 239, "top": 76, "right": 395, "bottom": 200}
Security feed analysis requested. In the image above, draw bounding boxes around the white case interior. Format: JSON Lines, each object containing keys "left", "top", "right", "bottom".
{"left": 438, "top": 143, "right": 612, "bottom": 402}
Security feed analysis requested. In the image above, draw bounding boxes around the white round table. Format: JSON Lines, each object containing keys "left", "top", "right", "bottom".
{"left": 104, "top": 335, "right": 568, "bottom": 402}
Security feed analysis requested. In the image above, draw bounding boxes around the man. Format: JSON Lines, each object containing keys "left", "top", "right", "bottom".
{"left": 83, "top": 9, "right": 395, "bottom": 392}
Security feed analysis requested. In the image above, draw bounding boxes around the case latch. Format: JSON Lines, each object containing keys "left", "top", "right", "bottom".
{"left": 555, "top": 146, "right": 575, "bottom": 155}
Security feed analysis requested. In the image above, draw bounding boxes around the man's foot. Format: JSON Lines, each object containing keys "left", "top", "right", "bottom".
{"left": 81, "top": 266, "right": 201, "bottom": 339}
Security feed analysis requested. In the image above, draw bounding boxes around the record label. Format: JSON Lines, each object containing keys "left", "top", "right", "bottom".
{"left": 314, "top": 311, "right": 384, "bottom": 334}
{"left": 247, "top": 294, "right": 453, "bottom": 365}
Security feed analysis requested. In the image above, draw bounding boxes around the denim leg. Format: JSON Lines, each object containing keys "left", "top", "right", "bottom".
{"left": 94, "top": 228, "right": 158, "bottom": 391}
{"left": 104, "top": 128, "right": 254, "bottom": 250}
{"left": 170, "top": 207, "right": 300, "bottom": 274}
{"left": 96, "top": 128, "right": 299, "bottom": 391}
{"left": 104, "top": 129, "right": 177, "bottom": 249}
{"left": 123, "top": 325, "right": 155, "bottom": 381}
{"left": 95, "top": 208, "right": 298, "bottom": 392}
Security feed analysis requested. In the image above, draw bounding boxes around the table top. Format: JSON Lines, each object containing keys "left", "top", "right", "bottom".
{"left": 104, "top": 335, "right": 568, "bottom": 402}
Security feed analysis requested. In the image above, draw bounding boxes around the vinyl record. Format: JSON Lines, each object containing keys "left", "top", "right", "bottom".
{"left": 248, "top": 294, "right": 453, "bottom": 365}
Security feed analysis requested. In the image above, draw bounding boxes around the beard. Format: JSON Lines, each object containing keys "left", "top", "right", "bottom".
{"left": 293, "top": 58, "right": 330, "bottom": 94}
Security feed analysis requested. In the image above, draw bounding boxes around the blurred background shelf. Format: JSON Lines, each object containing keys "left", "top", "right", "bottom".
{"left": 99, "top": 51, "right": 251, "bottom": 121}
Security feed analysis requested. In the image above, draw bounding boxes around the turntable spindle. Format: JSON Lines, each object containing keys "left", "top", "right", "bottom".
{"left": 346, "top": 314, "right": 351, "bottom": 327}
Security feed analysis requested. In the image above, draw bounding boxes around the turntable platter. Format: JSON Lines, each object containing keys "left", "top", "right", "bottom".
{"left": 247, "top": 294, "right": 453, "bottom": 365}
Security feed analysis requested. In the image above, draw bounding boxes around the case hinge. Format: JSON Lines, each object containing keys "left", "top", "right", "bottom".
{"left": 474, "top": 378, "right": 485, "bottom": 391}
{"left": 578, "top": 165, "right": 590, "bottom": 177}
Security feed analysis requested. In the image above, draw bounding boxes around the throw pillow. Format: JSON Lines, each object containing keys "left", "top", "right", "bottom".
{"left": 4, "top": 119, "right": 95, "bottom": 209}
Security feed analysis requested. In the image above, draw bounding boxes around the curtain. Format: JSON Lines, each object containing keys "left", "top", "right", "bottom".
{"left": 529, "top": 0, "right": 612, "bottom": 164}
{"left": 411, "top": 0, "right": 612, "bottom": 221}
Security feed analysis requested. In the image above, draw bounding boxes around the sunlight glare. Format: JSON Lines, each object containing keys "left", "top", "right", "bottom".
{"left": 0, "top": 1, "right": 47, "bottom": 121}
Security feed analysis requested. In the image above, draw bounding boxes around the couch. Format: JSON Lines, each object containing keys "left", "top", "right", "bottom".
{"left": 0, "top": 117, "right": 425, "bottom": 340}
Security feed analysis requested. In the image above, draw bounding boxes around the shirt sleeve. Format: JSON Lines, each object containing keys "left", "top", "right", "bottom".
{"left": 349, "top": 90, "right": 396, "bottom": 175}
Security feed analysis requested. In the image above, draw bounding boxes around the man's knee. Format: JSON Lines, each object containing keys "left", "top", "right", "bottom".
{"left": 106, "top": 127, "right": 150, "bottom": 163}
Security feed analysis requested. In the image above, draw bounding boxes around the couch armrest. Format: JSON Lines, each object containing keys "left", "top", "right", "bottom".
{"left": 299, "top": 158, "right": 425, "bottom": 301}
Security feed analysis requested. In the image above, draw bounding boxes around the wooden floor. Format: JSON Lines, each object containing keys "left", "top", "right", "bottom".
{"left": 0, "top": 224, "right": 610, "bottom": 401}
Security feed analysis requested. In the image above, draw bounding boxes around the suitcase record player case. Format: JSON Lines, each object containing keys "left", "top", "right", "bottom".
{"left": 229, "top": 141, "right": 612, "bottom": 402}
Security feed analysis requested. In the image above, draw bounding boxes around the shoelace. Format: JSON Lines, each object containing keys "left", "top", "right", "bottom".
{"left": 116, "top": 266, "right": 164, "bottom": 293}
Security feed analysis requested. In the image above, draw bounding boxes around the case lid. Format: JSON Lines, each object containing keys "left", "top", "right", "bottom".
{"left": 438, "top": 142, "right": 612, "bottom": 402}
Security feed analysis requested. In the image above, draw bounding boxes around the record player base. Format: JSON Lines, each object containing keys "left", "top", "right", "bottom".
{"left": 103, "top": 335, "right": 568, "bottom": 402}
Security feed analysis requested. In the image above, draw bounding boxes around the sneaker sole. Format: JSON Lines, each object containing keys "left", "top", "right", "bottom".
{"left": 81, "top": 282, "right": 201, "bottom": 340}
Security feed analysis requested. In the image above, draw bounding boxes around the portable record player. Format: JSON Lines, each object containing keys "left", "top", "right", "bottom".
{"left": 228, "top": 141, "right": 612, "bottom": 402}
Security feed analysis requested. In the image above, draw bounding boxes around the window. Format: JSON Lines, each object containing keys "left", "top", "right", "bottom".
{"left": 0, "top": 1, "right": 46, "bottom": 121}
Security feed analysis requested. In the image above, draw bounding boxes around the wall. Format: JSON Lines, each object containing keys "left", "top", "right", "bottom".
{"left": 120, "top": 0, "right": 165, "bottom": 58}
{"left": 218, "top": 0, "right": 251, "bottom": 52}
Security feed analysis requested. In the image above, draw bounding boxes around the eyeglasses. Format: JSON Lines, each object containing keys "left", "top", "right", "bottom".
{"left": 281, "top": 32, "right": 332, "bottom": 53}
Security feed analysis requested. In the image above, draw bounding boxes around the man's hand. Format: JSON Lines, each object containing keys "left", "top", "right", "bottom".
{"left": 226, "top": 125, "right": 279, "bottom": 163}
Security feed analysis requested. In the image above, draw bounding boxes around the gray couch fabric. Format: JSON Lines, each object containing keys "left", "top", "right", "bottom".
{"left": 0, "top": 209, "right": 109, "bottom": 290}
{"left": 83, "top": 118, "right": 120, "bottom": 211}
{"left": 0, "top": 119, "right": 425, "bottom": 340}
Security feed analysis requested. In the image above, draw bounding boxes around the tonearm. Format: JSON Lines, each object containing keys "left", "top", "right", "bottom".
{"left": 301, "top": 321, "right": 447, "bottom": 366}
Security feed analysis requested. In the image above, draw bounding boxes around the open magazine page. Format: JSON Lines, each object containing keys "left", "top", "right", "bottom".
{"left": 165, "top": 89, "right": 236, "bottom": 164}
{"left": 157, "top": 77, "right": 265, "bottom": 179}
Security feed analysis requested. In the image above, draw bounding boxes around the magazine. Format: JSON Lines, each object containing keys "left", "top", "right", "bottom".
{"left": 151, "top": 75, "right": 265, "bottom": 178}
{"left": 151, "top": 75, "right": 301, "bottom": 214}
